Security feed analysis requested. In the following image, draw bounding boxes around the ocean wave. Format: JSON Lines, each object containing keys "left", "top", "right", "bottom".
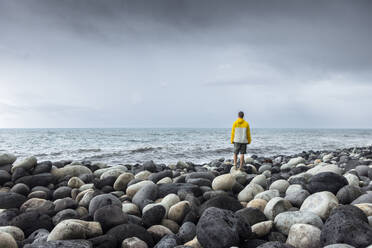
{"left": 210, "top": 147, "right": 233, "bottom": 154}
{"left": 129, "top": 146, "right": 162, "bottom": 153}
{"left": 78, "top": 148, "right": 101, "bottom": 153}
{"left": 84, "top": 151, "right": 123, "bottom": 160}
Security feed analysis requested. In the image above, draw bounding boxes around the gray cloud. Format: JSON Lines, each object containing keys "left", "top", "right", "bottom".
{"left": 0, "top": 0, "right": 371, "bottom": 128}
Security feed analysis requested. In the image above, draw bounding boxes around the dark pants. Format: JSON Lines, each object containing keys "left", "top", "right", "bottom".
{"left": 234, "top": 142, "right": 247, "bottom": 154}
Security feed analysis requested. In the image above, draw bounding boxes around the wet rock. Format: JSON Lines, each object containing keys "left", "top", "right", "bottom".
{"left": 351, "top": 192, "right": 372, "bottom": 204}
{"left": 52, "top": 186, "right": 71, "bottom": 199}
{"left": 10, "top": 183, "right": 30, "bottom": 196}
{"left": 269, "top": 180, "right": 289, "bottom": 194}
{"left": 0, "top": 226, "right": 24, "bottom": 241}
{"left": 153, "top": 234, "right": 178, "bottom": 248}
{"left": 247, "top": 199, "right": 267, "bottom": 212}
{"left": 255, "top": 189, "right": 280, "bottom": 202}
{"left": 0, "top": 170, "right": 11, "bottom": 185}
{"left": 148, "top": 171, "right": 173, "bottom": 184}
{"left": 52, "top": 209, "right": 79, "bottom": 225}
{"left": 33, "top": 162, "right": 52, "bottom": 175}
{"left": 24, "top": 240, "right": 93, "bottom": 248}
{"left": 20, "top": 198, "right": 55, "bottom": 215}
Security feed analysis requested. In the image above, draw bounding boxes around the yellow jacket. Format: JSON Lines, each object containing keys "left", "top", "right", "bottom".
{"left": 231, "top": 118, "right": 251, "bottom": 144}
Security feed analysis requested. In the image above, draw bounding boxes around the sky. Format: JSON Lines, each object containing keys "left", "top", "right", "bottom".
{"left": 0, "top": 0, "right": 371, "bottom": 128}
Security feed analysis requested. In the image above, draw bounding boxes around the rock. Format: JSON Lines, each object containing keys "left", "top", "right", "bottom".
{"left": 0, "top": 153, "right": 17, "bottom": 166}
{"left": 161, "top": 219, "right": 179, "bottom": 234}
{"left": 143, "top": 160, "right": 157, "bottom": 172}
{"left": 211, "top": 174, "right": 235, "bottom": 191}
{"left": 264, "top": 197, "right": 292, "bottom": 220}
{"left": 53, "top": 186, "right": 72, "bottom": 199}
{"left": 353, "top": 203, "right": 372, "bottom": 217}
{"left": 251, "top": 175, "right": 268, "bottom": 189}
{"left": 147, "top": 225, "right": 173, "bottom": 242}
{"left": 132, "top": 183, "right": 159, "bottom": 211}
{"left": 168, "top": 201, "right": 191, "bottom": 224}
{"left": 269, "top": 180, "right": 290, "bottom": 194}
{"left": 284, "top": 189, "right": 310, "bottom": 208}
{"left": 94, "top": 205, "right": 128, "bottom": 231}
{"left": 11, "top": 156, "right": 37, "bottom": 172}
{"left": 177, "top": 222, "right": 196, "bottom": 243}
{"left": 351, "top": 192, "right": 372, "bottom": 204}
{"left": 184, "top": 236, "right": 202, "bottom": 248}
{"left": 126, "top": 181, "right": 155, "bottom": 198}
{"left": 323, "top": 245, "right": 355, "bottom": 248}
{"left": 10, "top": 183, "right": 30, "bottom": 196}
{"left": 238, "top": 183, "right": 264, "bottom": 202}
{"left": 0, "top": 170, "right": 11, "bottom": 185}
{"left": 122, "top": 237, "right": 148, "bottom": 248}
{"left": 159, "top": 193, "right": 180, "bottom": 216}
{"left": 247, "top": 199, "right": 267, "bottom": 212}
{"left": 68, "top": 177, "right": 85, "bottom": 188}
{"left": 185, "top": 172, "right": 215, "bottom": 182}
{"left": 0, "top": 192, "right": 27, "bottom": 209}
{"left": 114, "top": 173, "right": 135, "bottom": 191}
{"left": 0, "top": 232, "right": 17, "bottom": 248}
{"left": 47, "top": 219, "right": 102, "bottom": 241}
{"left": 135, "top": 171, "right": 152, "bottom": 180}
{"left": 274, "top": 211, "right": 323, "bottom": 235}
{"left": 24, "top": 240, "right": 93, "bottom": 248}
{"left": 0, "top": 226, "right": 24, "bottom": 241}
{"left": 355, "top": 165, "right": 369, "bottom": 177}
{"left": 344, "top": 173, "right": 360, "bottom": 186}
{"left": 88, "top": 194, "right": 122, "bottom": 216}
{"left": 20, "top": 198, "right": 55, "bottom": 215}
{"left": 122, "top": 203, "right": 140, "bottom": 215}
{"left": 196, "top": 207, "right": 250, "bottom": 248}
{"left": 285, "top": 184, "right": 303, "bottom": 195}
{"left": 54, "top": 197, "right": 77, "bottom": 212}
{"left": 336, "top": 185, "right": 363, "bottom": 204}
{"left": 255, "top": 190, "right": 280, "bottom": 202}
{"left": 52, "top": 209, "right": 79, "bottom": 225}
{"left": 157, "top": 177, "right": 172, "bottom": 184}
{"left": 199, "top": 195, "right": 243, "bottom": 215}
{"left": 286, "top": 223, "right": 321, "bottom": 248}
{"left": 157, "top": 183, "right": 202, "bottom": 198}
{"left": 320, "top": 205, "right": 372, "bottom": 247}
{"left": 142, "top": 205, "right": 166, "bottom": 227}
{"left": 300, "top": 191, "right": 339, "bottom": 220}
{"left": 256, "top": 241, "right": 294, "bottom": 248}
{"left": 9, "top": 211, "right": 53, "bottom": 236}
{"left": 107, "top": 224, "right": 154, "bottom": 247}
{"left": 51, "top": 165, "right": 92, "bottom": 179}
{"left": 15, "top": 173, "right": 55, "bottom": 188}
{"left": 306, "top": 163, "right": 342, "bottom": 175}
{"left": 281, "top": 157, "right": 305, "bottom": 170}
{"left": 235, "top": 207, "right": 267, "bottom": 226}
{"left": 306, "top": 172, "right": 348, "bottom": 194}
{"left": 148, "top": 170, "right": 173, "bottom": 184}
{"left": 33, "top": 161, "right": 52, "bottom": 174}
{"left": 322, "top": 154, "right": 333, "bottom": 162}
{"left": 251, "top": 220, "right": 273, "bottom": 237}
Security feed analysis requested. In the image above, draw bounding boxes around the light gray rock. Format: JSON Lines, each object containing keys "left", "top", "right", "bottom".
{"left": 0, "top": 232, "right": 17, "bottom": 248}
{"left": 51, "top": 165, "right": 92, "bottom": 179}
{"left": 122, "top": 237, "right": 148, "bottom": 248}
{"left": 250, "top": 175, "right": 268, "bottom": 189}
{"left": 114, "top": 173, "right": 135, "bottom": 191}
{"left": 286, "top": 223, "right": 321, "bottom": 248}
{"left": 11, "top": 156, "right": 37, "bottom": 173}
{"left": 212, "top": 174, "right": 235, "bottom": 191}
{"left": 254, "top": 189, "right": 280, "bottom": 202}
{"left": 300, "top": 191, "right": 339, "bottom": 220}
{"left": 285, "top": 189, "right": 310, "bottom": 208}
{"left": 0, "top": 153, "right": 17, "bottom": 166}
{"left": 238, "top": 183, "right": 264, "bottom": 202}
{"left": 274, "top": 211, "right": 323, "bottom": 235}
{"left": 47, "top": 219, "right": 102, "bottom": 241}
{"left": 0, "top": 226, "right": 24, "bottom": 241}
{"left": 269, "top": 180, "right": 290, "bottom": 194}
{"left": 264, "top": 197, "right": 292, "bottom": 220}
{"left": 281, "top": 157, "right": 305, "bottom": 170}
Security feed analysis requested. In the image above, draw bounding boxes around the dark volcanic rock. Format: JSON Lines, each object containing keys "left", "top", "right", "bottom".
{"left": 94, "top": 205, "right": 128, "bottom": 231}
{"left": 320, "top": 205, "right": 372, "bottom": 247}
{"left": 24, "top": 240, "right": 93, "bottom": 248}
{"left": 10, "top": 183, "right": 30, "bottom": 196}
{"left": 0, "top": 208, "right": 19, "bottom": 226}
{"left": 52, "top": 209, "right": 79, "bottom": 225}
{"left": 132, "top": 183, "right": 159, "bottom": 211}
{"left": 33, "top": 161, "right": 52, "bottom": 175}
{"left": 148, "top": 170, "right": 173, "bottom": 183}
{"left": 88, "top": 234, "right": 117, "bottom": 248}
{"left": 351, "top": 192, "right": 372, "bottom": 204}
{"left": 235, "top": 207, "right": 267, "bottom": 226}
{"left": 154, "top": 234, "right": 179, "bottom": 248}
{"left": 52, "top": 186, "right": 72, "bottom": 199}
{"left": 177, "top": 221, "right": 196, "bottom": 243}
{"left": 158, "top": 183, "right": 202, "bottom": 198}
{"left": 198, "top": 195, "right": 243, "bottom": 215}
{"left": 0, "top": 192, "right": 27, "bottom": 209}
{"left": 256, "top": 241, "right": 295, "bottom": 248}
{"left": 15, "top": 173, "right": 55, "bottom": 188}
{"left": 10, "top": 210, "right": 53, "bottom": 236}
{"left": 306, "top": 172, "right": 348, "bottom": 194}
{"left": 107, "top": 223, "right": 154, "bottom": 247}
{"left": 196, "top": 207, "right": 251, "bottom": 248}
{"left": 0, "top": 170, "right": 11, "bottom": 185}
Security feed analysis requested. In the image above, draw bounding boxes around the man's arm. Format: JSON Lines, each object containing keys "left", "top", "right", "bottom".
{"left": 231, "top": 122, "right": 236, "bottom": 144}
{"left": 247, "top": 123, "right": 251, "bottom": 144}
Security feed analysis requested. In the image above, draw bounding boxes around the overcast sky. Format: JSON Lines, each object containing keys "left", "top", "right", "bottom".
{"left": 0, "top": 0, "right": 371, "bottom": 128}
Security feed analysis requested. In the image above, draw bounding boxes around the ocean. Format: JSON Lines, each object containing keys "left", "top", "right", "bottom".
{"left": 0, "top": 128, "right": 371, "bottom": 165}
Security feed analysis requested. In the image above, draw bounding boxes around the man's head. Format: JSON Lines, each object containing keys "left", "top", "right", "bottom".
{"left": 238, "top": 111, "right": 244, "bottom": 118}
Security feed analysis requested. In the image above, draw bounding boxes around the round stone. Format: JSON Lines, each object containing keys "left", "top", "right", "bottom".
{"left": 300, "top": 191, "right": 339, "bottom": 220}
{"left": 286, "top": 223, "right": 321, "bottom": 248}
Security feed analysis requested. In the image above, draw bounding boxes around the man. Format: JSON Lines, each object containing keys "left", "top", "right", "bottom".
{"left": 231, "top": 111, "right": 251, "bottom": 170}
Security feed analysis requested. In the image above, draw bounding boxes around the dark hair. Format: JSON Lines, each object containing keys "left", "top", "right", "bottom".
{"left": 238, "top": 111, "right": 244, "bottom": 118}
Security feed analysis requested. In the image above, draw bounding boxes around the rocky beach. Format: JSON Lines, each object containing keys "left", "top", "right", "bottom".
{"left": 0, "top": 146, "right": 372, "bottom": 248}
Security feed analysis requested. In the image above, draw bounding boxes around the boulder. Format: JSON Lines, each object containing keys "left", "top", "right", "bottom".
{"left": 353, "top": 203, "right": 372, "bottom": 217}
{"left": 196, "top": 207, "right": 250, "bottom": 248}
{"left": 336, "top": 185, "right": 363, "bottom": 204}
{"left": 88, "top": 194, "right": 122, "bottom": 216}
{"left": 0, "top": 232, "right": 17, "bottom": 248}
{"left": 211, "top": 174, "right": 235, "bottom": 191}
{"left": 0, "top": 192, "right": 27, "bottom": 209}
{"left": 11, "top": 156, "right": 37, "bottom": 172}
{"left": 238, "top": 183, "right": 264, "bottom": 202}
{"left": 68, "top": 177, "right": 85, "bottom": 188}
{"left": 114, "top": 173, "right": 135, "bottom": 191}
{"left": 47, "top": 219, "right": 102, "bottom": 241}
{"left": 264, "top": 197, "right": 292, "bottom": 220}
{"left": 122, "top": 203, "right": 140, "bottom": 216}
{"left": 300, "top": 191, "right": 339, "bottom": 220}
{"left": 286, "top": 223, "right": 321, "bottom": 248}
{"left": 20, "top": 198, "right": 55, "bottom": 215}
{"left": 0, "top": 153, "right": 17, "bottom": 166}
{"left": 94, "top": 205, "right": 128, "bottom": 231}
{"left": 306, "top": 172, "right": 348, "bottom": 194}
{"left": 153, "top": 234, "right": 178, "bottom": 248}
{"left": 126, "top": 181, "right": 155, "bottom": 198}
{"left": 274, "top": 211, "right": 323, "bottom": 235}
{"left": 320, "top": 205, "right": 372, "bottom": 247}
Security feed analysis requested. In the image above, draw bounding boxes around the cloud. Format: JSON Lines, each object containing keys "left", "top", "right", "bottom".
{"left": 0, "top": 0, "right": 371, "bottom": 128}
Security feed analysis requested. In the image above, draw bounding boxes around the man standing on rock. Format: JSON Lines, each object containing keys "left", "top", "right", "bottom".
{"left": 231, "top": 111, "right": 251, "bottom": 170}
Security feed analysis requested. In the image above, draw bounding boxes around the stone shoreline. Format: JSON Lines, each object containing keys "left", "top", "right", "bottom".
{"left": 0, "top": 146, "right": 372, "bottom": 248}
